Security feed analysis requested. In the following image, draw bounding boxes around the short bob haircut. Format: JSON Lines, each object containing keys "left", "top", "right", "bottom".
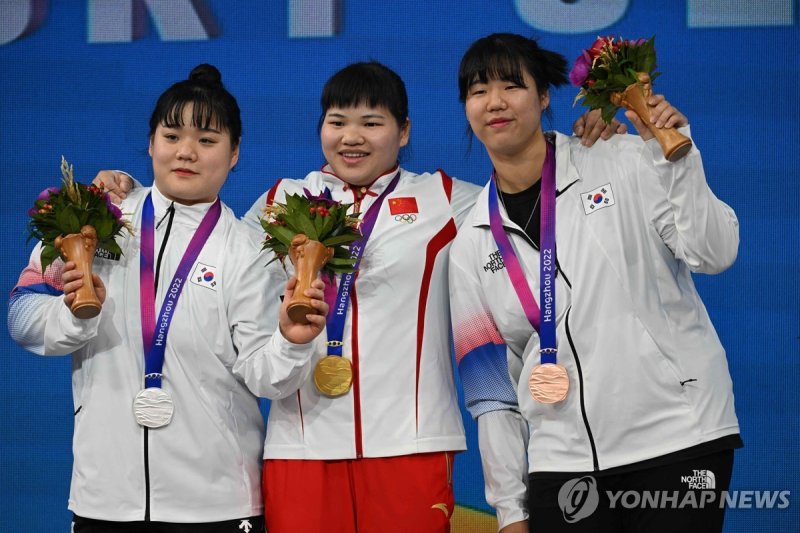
{"left": 458, "top": 33, "right": 569, "bottom": 109}
{"left": 318, "top": 61, "right": 409, "bottom": 131}
{"left": 149, "top": 64, "right": 241, "bottom": 147}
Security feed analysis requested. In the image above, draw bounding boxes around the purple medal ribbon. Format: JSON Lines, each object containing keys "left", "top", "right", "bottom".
{"left": 325, "top": 173, "right": 401, "bottom": 356}
{"left": 140, "top": 192, "right": 221, "bottom": 388}
{"left": 488, "top": 140, "right": 558, "bottom": 363}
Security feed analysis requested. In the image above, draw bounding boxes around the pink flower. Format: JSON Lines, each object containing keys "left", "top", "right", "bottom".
{"left": 569, "top": 51, "right": 592, "bottom": 87}
{"left": 37, "top": 187, "right": 60, "bottom": 201}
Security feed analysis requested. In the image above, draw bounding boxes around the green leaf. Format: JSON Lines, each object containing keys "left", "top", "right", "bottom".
{"left": 313, "top": 212, "right": 324, "bottom": 237}
{"left": 318, "top": 213, "right": 336, "bottom": 240}
{"left": 294, "top": 215, "right": 318, "bottom": 241}
{"left": 94, "top": 218, "right": 112, "bottom": 239}
{"left": 55, "top": 207, "right": 76, "bottom": 234}
{"left": 327, "top": 256, "right": 357, "bottom": 266}
{"left": 40, "top": 245, "right": 60, "bottom": 272}
{"left": 103, "top": 239, "right": 123, "bottom": 256}
{"left": 322, "top": 234, "right": 361, "bottom": 247}
{"left": 265, "top": 224, "right": 295, "bottom": 247}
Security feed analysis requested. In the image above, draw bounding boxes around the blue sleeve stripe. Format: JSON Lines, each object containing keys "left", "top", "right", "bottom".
{"left": 12, "top": 283, "right": 63, "bottom": 298}
{"left": 459, "top": 343, "right": 518, "bottom": 419}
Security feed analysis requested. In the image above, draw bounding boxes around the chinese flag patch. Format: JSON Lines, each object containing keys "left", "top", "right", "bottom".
{"left": 389, "top": 197, "right": 418, "bottom": 215}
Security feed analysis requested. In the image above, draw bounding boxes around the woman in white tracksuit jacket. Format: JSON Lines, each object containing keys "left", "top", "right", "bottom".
{"left": 8, "top": 65, "right": 327, "bottom": 533}
{"left": 449, "top": 34, "right": 741, "bottom": 533}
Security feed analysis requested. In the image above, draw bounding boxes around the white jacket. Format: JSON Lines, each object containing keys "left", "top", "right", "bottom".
{"left": 8, "top": 185, "right": 315, "bottom": 522}
{"left": 242, "top": 165, "right": 479, "bottom": 459}
{"left": 449, "top": 130, "right": 740, "bottom": 528}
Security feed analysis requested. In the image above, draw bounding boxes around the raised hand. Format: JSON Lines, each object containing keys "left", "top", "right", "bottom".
{"left": 92, "top": 170, "right": 134, "bottom": 204}
{"left": 624, "top": 94, "right": 688, "bottom": 141}
{"left": 572, "top": 108, "right": 627, "bottom": 147}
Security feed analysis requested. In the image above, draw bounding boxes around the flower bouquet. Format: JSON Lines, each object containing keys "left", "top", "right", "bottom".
{"left": 570, "top": 36, "right": 692, "bottom": 161}
{"left": 27, "top": 157, "right": 133, "bottom": 318}
{"left": 261, "top": 188, "right": 361, "bottom": 324}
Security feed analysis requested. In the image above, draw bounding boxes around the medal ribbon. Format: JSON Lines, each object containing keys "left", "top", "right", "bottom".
{"left": 140, "top": 192, "right": 221, "bottom": 388}
{"left": 488, "top": 140, "right": 558, "bottom": 363}
{"left": 324, "top": 173, "right": 401, "bottom": 356}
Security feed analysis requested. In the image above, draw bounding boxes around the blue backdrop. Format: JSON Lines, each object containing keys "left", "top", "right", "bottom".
{"left": 1, "top": 1, "right": 798, "bottom": 532}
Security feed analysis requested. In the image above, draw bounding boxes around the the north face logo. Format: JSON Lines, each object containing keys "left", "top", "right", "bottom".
{"left": 484, "top": 250, "right": 505, "bottom": 273}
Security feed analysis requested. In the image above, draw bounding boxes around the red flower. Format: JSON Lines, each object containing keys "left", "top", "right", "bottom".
{"left": 588, "top": 36, "right": 611, "bottom": 58}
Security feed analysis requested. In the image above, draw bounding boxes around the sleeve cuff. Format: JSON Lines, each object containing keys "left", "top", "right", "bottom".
{"left": 495, "top": 503, "right": 528, "bottom": 530}
{"left": 271, "top": 325, "right": 316, "bottom": 363}
{"left": 58, "top": 301, "right": 101, "bottom": 333}
{"left": 646, "top": 124, "right": 694, "bottom": 163}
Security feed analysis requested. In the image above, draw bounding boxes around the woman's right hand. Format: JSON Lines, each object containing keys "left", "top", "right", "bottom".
{"left": 278, "top": 277, "right": 329, "bottom": 344}
{"left": 62, "top": 261, "right": 106, "bottom": 312}
{"left": 92, "top": 171, "right": 134, "bottom": 204}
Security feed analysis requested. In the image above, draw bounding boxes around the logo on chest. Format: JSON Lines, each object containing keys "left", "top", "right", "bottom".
{"left": 388, "top": 196, "right": 418, "bottom": 224}
{"left": 483, "top": 250, "right": 506, "bottom": 273}
{"left": 580, "top": 183, "right": 616, "bottom": 215}
{"left": 190, "top": 262, "right": 218, "bottom": 291}
{"left": 94, "top": 247, "right": 121, "bottom": 262}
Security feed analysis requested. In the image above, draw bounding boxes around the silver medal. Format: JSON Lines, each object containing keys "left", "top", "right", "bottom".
{"left": 133, "top": 388, "right": 174, "bottom": 428}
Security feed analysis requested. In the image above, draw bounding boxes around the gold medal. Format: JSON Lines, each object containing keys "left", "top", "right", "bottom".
{"left": 314, "top": 356, "right": 353, "bottom": 397}
{"left": 528, "top": 363, "right": 569, "bottom": 404}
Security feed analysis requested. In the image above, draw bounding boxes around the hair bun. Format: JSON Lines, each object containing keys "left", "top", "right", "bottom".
{"left": 189, "top": 64, "right": 223, "bottom": 85}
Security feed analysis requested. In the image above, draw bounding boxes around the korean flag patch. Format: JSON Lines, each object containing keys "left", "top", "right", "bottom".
{"left": 191, "top": 262, "right": 218, "bottom": 291}
{"left": 581, "top": 183, "right": 616, "bottom": 215}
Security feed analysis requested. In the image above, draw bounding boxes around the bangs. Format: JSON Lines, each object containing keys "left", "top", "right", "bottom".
{"left": 161, "top": 97, "right": 223, "bottom": 132}
{"left": 318, "top": 62, "right": 408, "bottom": 131}
{"left": 468, "top": 54, "right": 526, "bottom": 87}
{"left": 459, "top": 38, "right": 528, "bottom": 101}
{"left": 322, "top": 77, "right": 393, "bottom": 115}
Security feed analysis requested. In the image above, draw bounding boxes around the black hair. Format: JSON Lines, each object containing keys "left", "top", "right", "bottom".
{"left": 149, "top": 64, "right": 241, "bottom": 147}
{"left": 458, "top": 33, "right": 569, "bottom": 111}
{"left": 317, "top": 61, "right": 409, "bottom": 131}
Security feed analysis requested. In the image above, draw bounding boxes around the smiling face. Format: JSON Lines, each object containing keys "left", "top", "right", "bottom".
{"left": 149, "top": 103, "right": 239, "bottom": 205}
{"left": 464, "top": 68, "right": 549, "bottom": 160}
{"left": 320, "top": 104, "right": 410, "bottom": 187}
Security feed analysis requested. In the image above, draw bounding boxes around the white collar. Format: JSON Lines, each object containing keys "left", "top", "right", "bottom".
{"left": 150, "top": 184, "right": 216, "bottom": 229}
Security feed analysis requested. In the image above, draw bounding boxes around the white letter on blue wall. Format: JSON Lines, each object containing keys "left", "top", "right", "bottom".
{"left": 688, "top": 0, "right": 793, "bottom": 27}
{"left": 0, "top": 0, "right": 47, "bottom": 45}
{"left": 289, "top": 0, "right": 340, "bottom": 38}
{"left": 88, "top": 0, "right": 219, "bottom": 43}
{"left": 514, "top": 0, "right": 629, "bottom": 34}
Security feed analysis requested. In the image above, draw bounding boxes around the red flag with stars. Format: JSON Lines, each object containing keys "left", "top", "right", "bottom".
{"left": 389, "top": 197, "right": 418, "bottom": 215}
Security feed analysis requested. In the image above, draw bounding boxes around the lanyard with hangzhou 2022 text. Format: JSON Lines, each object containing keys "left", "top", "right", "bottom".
{"left": 487, "top": 140, "right": 568, "bottom": 403}
{"left": 136, "top": 192, "right": 221, "bottom": 427}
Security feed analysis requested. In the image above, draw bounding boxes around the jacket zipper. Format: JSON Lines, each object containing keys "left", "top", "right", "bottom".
{"left": 478, "top": 220, "right": 596, "bottom": 469}
{"left": 564, "top": 307, "right": 599, "bottom": 470}
{"left": 144, "top": 202, "right": 175, "bottom": 520}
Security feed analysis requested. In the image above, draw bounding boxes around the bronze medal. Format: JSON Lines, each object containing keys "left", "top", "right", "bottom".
{"left": 528, "top": 363, "right": 569, "bottom": 404}
{"left": 314, "top": 356, "right": 353, "bottom": 397}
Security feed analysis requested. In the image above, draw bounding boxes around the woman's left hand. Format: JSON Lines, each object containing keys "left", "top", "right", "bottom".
{"left": 572, "top": 108, "right": 627, "bottom": 147}
{"left": 278, "top": 277, "right": 329, "bottom": 344}
{"left": 625, "top": 94, "right": 688, "bottom": 140}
